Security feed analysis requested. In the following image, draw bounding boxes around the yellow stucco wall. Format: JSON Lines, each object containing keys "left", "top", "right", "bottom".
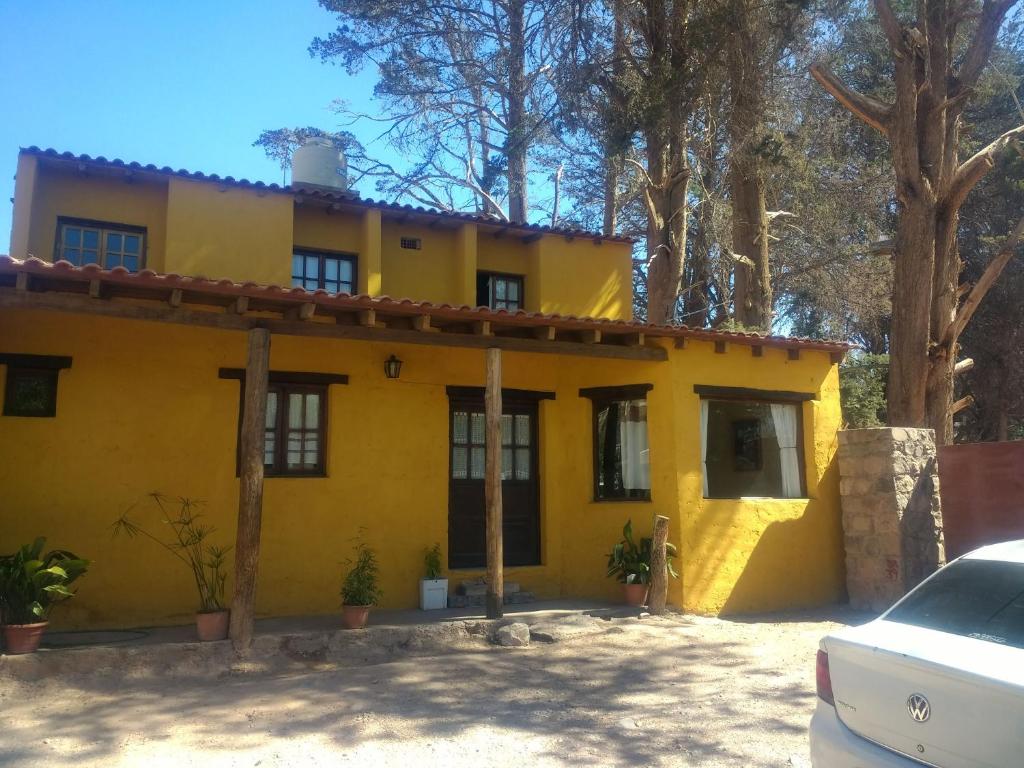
{"left": 10, "top": 153, "right": 634, "bottom": 320}
{"left": 20, "top": 164, "right": 169, "bottom": 272}
{"left": 164, "top": 178, "right": 293, "bottom": 284}
{"left": 0, "top": 308, "right": 844, "bottom": 629}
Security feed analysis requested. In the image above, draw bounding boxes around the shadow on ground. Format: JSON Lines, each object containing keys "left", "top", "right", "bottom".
{"left": 0, "top": 612, "right": 843, "bottom": 767}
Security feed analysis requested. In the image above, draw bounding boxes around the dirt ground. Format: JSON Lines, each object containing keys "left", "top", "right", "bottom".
{"left": 0, "top": 610, "right": 860, "bottom": 767}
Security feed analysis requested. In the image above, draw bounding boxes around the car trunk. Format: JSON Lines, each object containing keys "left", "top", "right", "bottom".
{"left": 826, "top": 621, "right": 1024, "bottom": 768}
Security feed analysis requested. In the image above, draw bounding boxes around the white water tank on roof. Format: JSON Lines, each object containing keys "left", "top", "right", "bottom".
{"left": 292, "top": 136, "right": 348, "bottom": 191}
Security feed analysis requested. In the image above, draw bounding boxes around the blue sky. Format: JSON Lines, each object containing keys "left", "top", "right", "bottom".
{"left": 0, "top": 1, "right": 389, "bottom": 251}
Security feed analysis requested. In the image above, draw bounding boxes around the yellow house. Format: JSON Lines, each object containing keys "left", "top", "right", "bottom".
{"left": 0, "top": 146, "right": 851, "bottom": 631}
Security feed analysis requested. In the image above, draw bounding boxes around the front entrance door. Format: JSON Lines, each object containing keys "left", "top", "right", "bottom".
{"left": 448, "top": 394, "right": 540, "bottom": 568}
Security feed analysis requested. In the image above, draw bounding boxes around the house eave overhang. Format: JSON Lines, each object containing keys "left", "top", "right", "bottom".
{"left": 0, "top": 257, "right": 855, "bottom": 362}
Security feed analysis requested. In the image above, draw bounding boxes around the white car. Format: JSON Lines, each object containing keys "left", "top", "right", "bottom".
{"left": 810, "top": 539, "right": 1024, "bottom": 767}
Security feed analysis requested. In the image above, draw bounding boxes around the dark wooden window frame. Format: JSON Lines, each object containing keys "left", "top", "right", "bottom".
{"left": 220, "top": 369, "right": 348, "bottom": 478}
{"left": 0, "top": 354, "right": 72, "bottom": 418}
{"left": 476, "top": 271, "right": 525, "bottom": 311}
{"left": 292, "top": 247, "right": 358, "bottom": 295}
{"left": 580, "top": 384, "right": 654, "bottom": 503}
{"left": 55, "top": 216, "right": 147, "bottom": 271}
{"left": 694, "top": 384, "right": 810, "bottom": 500}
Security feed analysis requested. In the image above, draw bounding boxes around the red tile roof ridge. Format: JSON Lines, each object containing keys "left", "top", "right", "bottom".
{"left": 0, "top": 255, "right": 855, "bottom": 350}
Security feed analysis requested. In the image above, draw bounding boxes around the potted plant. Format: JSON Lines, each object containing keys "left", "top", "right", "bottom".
{"left": 0, "top": 538, "right": 90, "bottom": 654}
{"left": 341, "top": 539, "right": 381, "bottom": 629}
{"left": 606, "top": 520, "right": 678, "bottom": 607}
{"left": 112, "top": 493, "right": 232, "bottom": 641}
{"left": 419, "top": 543, "right": 448, "bottom": 610}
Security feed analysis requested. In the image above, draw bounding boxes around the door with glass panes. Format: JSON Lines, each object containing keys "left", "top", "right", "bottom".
{"left": 448, "top": 395, "right": 540, "bottom": 568}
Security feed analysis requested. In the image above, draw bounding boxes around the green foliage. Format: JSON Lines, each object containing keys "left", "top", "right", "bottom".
{"left": 840, "top": 354, "right": 889, "bottom": 428}
{"left": 423, "top": 543, "right": 443, "bottom": 580}
{"left": 606, "top": 520, "right": 678, "bottom": 586}
{"left": 112, "top": 493, "right": 230, "bottom": 613}
{"left": 341, "top": 539, "right": 381, "bottom": 607}
{"left": 0, "top": 538, "right": 90, "bottom": 625}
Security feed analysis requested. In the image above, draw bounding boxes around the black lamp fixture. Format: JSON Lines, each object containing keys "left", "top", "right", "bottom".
{"left": 384, "top": 354, "right": 403, "bottom": 379}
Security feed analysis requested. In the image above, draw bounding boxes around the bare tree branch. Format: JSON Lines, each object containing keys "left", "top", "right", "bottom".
{"left": 810, "top": 64, "right": 893, "bottom": 134}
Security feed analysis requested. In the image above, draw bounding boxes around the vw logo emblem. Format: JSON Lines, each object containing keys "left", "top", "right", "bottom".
{"left": 907, "top": 693, "right": 931, "bottom": 723}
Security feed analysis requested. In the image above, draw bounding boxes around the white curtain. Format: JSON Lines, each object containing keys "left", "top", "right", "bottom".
{"left": 699, "top": 399, "right": 710, "bottom": 497}
{"left": 618, "top": 399, "right": 650, "bottom": 491}
{"left": 770, "top": 403, "right": 801, "bottom": 498}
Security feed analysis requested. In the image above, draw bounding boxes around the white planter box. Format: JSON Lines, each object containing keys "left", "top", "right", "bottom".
{"left": 420, "top": 578, "right": 448, "bottom": 610}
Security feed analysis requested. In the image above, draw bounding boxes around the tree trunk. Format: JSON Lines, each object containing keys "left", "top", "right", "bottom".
{"left": 726, "top": 5, "right": 772, "bottom": 330}
{"left": 642, "top": 0, "right": 691, "bottom": 325}
{"left": 230, "top": 328, "right": 271, "bottom": 651}
{"left": 484, "top": 347, "right": 504, "bottom": 619}
{"left": 647, "top": 515, "right": 670, "bottom": 615}
{"left": 506, "top": 0, "right": 528, "bottom": 224}
{"left": 602, "top": 0, "right": 627, "bottom": 237}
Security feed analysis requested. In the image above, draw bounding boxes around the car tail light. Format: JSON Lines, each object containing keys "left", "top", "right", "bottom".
{"left": 816, "top": 650, "right": 835, "bottom": 706}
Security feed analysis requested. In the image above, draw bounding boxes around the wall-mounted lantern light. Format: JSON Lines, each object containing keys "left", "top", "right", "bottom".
{"left": 384, "top": 354, "right": 403, "bottom": 380}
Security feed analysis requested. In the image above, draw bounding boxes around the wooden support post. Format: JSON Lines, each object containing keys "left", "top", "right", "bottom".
{"left": 647, "top": 514, "right": 670, "bottom": 615}
{"left": 485, "top": 346, "right": 504, "bottom": 619}
{"left": 229, "top": 327, "right": 271, "bottom": 651}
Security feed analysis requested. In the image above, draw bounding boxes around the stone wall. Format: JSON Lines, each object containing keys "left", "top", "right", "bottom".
{"left": 837, "top": 428, "right": 945, "bottom": 612}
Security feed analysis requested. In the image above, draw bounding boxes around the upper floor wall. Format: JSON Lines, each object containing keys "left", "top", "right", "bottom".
{"left": 9, "top": 151, "right": 635, "bottom": 321}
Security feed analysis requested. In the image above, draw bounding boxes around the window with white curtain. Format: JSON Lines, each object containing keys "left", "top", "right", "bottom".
{"left": 581, "top": 384, "right": 652, "bottom": 501}
{"left": 699, "top": 398, "right": 804, "bottom": 499}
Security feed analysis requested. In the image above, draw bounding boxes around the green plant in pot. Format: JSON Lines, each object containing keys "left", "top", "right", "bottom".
{"left": 0, "top": 538, "right": 90, "bottom": 654}
{"left": 340, "top": 538, "right": 381, "bottom": 629}
{"left": 606, "top": 520, "right": 678, "bottom": 607}
{"left": 420, "top": 542, "right": 448, "bottom": 611}
{"left": 112, "top": 493, "right": 232, "bottom": 642}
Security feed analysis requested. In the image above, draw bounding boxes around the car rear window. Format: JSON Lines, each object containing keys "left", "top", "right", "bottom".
{"left": 886, "top": 559, "right": 1024, "bottom": 649}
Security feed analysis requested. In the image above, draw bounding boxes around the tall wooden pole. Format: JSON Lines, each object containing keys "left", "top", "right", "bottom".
{"left": 485, "top": 347, "right": 504, "bottom": 619}
{"left": 648, "top": 514, "right": 670, "bottom": 615}
{"left": 229, "top": 327, "right": 271, "bottom": 650}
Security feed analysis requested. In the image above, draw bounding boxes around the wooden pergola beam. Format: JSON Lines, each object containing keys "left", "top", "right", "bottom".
{"left": 0, "top": 289, "right": 667, "bottom": 361}
{"left": 485, "top": 347, "right": 503, "bottom": 619}
{"left": 229, "top": 327, "right": 270, "bottom": 651}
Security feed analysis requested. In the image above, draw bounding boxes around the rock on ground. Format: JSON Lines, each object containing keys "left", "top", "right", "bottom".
{"left": 494, "top": 622, "right": 530, "bottom": 647}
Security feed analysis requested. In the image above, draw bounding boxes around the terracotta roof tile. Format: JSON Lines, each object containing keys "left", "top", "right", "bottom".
{"left": 0, "top": 256, "right": 855, "bottom": 354}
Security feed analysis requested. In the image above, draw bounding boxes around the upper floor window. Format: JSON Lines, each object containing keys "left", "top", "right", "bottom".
{"left": 699, "top": 394, "right": 804, "bottom": 499}
{"left": 581, "top": 384, "right": 652, "bottom": 501}
{"left": 292, "top": 249, "right": 356, "bottom": 294}
{"left": 477, "top": 272, "right": 523, "bottom": 311}
{"left": 55, "top": 218, "right": 145, "bottom": 271}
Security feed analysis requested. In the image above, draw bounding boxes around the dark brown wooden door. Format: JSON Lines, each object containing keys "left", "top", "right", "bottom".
{"left": 448, "top": 394, "right": 540, "bottom": 568}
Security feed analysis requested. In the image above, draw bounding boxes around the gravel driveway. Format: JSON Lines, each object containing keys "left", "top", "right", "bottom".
{"left": 0, "top": 610, "right": 861, "bottom": 767}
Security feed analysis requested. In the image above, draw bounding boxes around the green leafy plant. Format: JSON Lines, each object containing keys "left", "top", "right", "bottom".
{"left": 112, "top": 493, "right": 231, "bottom": 613}
{"left": 606, "top": 520, "right": 678, "bottom": 585}
{"left": 0, "top": 538, "right": 90, "bottom": 625}
{"left": 341, "top": 539, "right": 381, "bottom": 607}
{"left": 424, "top": 543, "right": 443, "bottom": 580}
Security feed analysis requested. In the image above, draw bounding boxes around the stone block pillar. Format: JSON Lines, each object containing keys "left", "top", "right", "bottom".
{"left": 837, "top": 428, "right": 945, "bottom": 612}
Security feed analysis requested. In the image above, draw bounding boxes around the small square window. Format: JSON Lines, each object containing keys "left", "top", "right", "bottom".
{"left": 292, "top": 249, "right": 356, "bottom": 294}
{"left": 3, "top": 367, "right": 59, "bottom": 417}
{"left": 55, "top": 218, "right": 145, "bottom": 272}
{"left": 476, "top": 272, "right": 524, "bottom": 311}
{"left": 400, "top": 237, "right": 422, "bottom": 250}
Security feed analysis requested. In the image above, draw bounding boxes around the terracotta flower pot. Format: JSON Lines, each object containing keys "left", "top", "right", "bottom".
{"left": 342, "top": 604, "right": 371, "bottom": 630}
{"left": 623, "top": 583, "right": 649, "bottom": 607}
{"left": 2, "top": 621, "right": 49, "bottom": 655}
{"left": 195, "top": 610, "right": 230, "bottom": 642}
